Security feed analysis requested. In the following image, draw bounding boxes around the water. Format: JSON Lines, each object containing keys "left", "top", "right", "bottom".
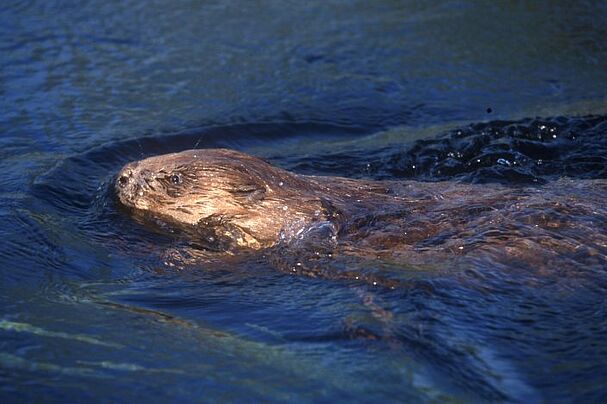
{"left": 2, "top": 0, "right": 607, "bottom": 401}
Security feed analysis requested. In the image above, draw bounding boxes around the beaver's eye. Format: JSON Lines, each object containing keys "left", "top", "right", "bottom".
{"left": 118, "top": 176, "right": 128, "bottom": 188}
{"left": 170, "top": 174, "right": 182, "bottom": 185}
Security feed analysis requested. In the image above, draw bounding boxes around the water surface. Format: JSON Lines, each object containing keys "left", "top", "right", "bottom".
{"left": 1, "top": 1, "right": 607, "bottom": 401}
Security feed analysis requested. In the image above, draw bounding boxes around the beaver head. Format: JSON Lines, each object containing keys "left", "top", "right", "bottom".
{"left": 115, "top": 148, "right": 334, "bottom": 250}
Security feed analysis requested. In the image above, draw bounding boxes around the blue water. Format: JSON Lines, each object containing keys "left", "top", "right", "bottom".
{"left": 2, "top": 1, "right": 607, "bottom": 401}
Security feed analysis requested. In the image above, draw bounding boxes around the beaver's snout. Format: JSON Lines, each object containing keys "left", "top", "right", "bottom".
{"left": 115, "top": 163, "right": 156, "bottom": 209}
{"left": 117, "top": 173, "right": 129, "bottom": 188}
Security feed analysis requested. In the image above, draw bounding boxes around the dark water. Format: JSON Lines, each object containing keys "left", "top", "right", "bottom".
{"left": 2, "top": 1, "right": 607, "bottom": 401}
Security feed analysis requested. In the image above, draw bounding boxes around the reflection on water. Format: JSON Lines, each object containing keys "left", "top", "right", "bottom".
{"left": 1, "top": 0, "right": 607, "bottom": 401}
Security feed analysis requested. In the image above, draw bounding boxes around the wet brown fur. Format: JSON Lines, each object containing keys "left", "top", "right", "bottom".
{"left": 116, "top": 148, "right": 607, "bottom": 266}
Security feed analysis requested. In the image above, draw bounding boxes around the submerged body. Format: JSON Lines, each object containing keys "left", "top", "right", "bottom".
{"left": 115, "top": 149, "right": 607, "bottom": 269}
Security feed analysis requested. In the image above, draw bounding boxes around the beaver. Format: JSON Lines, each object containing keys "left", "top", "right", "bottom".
{"left": 115, "top": 148, "right": 607, "bottom": 270}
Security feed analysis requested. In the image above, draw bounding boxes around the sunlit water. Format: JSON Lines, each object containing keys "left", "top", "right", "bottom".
{"left": 1, "top": 1, "right": 607, "bottom": 402}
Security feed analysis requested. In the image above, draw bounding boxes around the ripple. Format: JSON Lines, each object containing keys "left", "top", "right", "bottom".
{"left": 282, "top": 115, "right": 607, "bottom": 185}
{"left": 383, "top": 115, "right": 607, "bottom": 184}
{"left": 13, "top": 116, "right": 607, "bottom": 402}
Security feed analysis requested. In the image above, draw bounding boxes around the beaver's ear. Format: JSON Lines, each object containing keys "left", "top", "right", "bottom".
{"left": 227, "top": 183, "right": 266, "bottom": 202}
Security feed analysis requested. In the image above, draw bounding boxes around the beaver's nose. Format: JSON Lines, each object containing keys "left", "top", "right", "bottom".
{"left": 118, "top": 174, "right": 129, "bottom": 188}
{"left": 117, "top": 166, "right": 135, "bottom": 189}
{"left": 116, "top": 163, "right": 139, "bottom": 196}
{"left": 116, "top": 165, "right": 156, "bottom": 198}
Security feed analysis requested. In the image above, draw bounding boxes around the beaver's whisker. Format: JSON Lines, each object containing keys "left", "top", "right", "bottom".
{"left": 193, "top": 135, "right": 203, "bottom": 150}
